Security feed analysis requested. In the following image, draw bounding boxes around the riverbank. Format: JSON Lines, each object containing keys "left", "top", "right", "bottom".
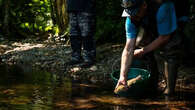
{"left": 0, "top": 39, "right": 195, "bottom": 88}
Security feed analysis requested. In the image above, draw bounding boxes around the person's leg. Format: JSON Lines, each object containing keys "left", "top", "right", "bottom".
{"left": 136, "top": 30, "right": 159, "bottom": 94}
{"left": 68, "top": 12, "right": 82, "bottom": 65}
{"left": 78, "top": 12, "right": 96, "bottom": 67}
{"left": 149, "top": 53, "right": 160, "bottom": 92}
{"left": 163, "top": 58, "right": 178, "bottom": 95}
{"left": 158, "top": 30, "right": 181, "bottom": 95}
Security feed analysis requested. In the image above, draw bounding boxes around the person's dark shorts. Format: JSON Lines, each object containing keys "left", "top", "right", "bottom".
{"left": 69, "top": 12, "right": 96, "bottom": 37}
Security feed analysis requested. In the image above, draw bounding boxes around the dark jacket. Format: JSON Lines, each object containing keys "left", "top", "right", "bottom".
{"left": 67, "top": 0, "right": 95, "bottom": 13}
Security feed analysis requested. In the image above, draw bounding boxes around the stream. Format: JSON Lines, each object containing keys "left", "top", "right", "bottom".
{"left": 0, "top": 64, "right": 195, "bottom": 110}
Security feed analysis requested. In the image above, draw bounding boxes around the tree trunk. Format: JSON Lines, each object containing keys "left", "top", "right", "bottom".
{"left": 51, "top": 0, "right": 68, "bottom": 35}
{"left": 3, "top": 0, "right": 10, "bottom": 37}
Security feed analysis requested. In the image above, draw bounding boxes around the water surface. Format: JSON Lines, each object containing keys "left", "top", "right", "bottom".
{"left": 0, "top": 64, "right": 195, "bottom": 110}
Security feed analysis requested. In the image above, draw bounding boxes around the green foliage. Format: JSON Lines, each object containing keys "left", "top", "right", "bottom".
{"left": 0, "top": 0, "right": 194, "bottom": 47}
{"left": 0, "top": 0, "right": 59, "bottom": 38}
{"left": 96, "top": 0, "right": 125, "bottom": 44}
{"left": 12, "top": 0, "right": 53, "bottom": 35}
{"left": 0, "top": 0, "right": 2, "bottom": 6}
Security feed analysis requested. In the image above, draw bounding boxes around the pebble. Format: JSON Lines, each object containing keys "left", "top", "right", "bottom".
{"left": 65, "top": 50, "right": 71, "bottom": 54}
{"left": 35, "top": 62, "right": 41, "bottom": 65}
{"left": 90, "top": 65, "right": 98, "bottom": 71}
{"left": 71, "top": 67, "right": 81, "bottom": 73}
{"left": 0, "top": 40, "right": 121, "bottom": 84}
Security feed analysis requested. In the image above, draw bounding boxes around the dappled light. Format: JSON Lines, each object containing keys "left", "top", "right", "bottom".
{"left": 0, "top": 39, "right": 195, "bottom": 110}
{"left": 0, "top": 0, "right": 195, "bottom": 110}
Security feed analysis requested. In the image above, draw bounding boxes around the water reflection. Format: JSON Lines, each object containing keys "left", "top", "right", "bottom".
{"left": 0, "top": 64, "right": 195, "bottom": 110}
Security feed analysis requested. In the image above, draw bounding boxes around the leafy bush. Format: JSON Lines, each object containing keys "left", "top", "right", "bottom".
{"left": 12, "top": 0, "right": 54, "bottom": 35}
{"left": 0, "top": 0, "right": 57, "bottom": 38}
{"left": 0, "top": 0, "right": 194, "bottom": 47}
{"left": 96, "top": 0, "right": 126, "bottom": 44}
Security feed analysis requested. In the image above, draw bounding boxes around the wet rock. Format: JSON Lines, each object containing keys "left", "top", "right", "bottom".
{"left": 35, "top": 62, "right": 41, "bottom": 66}
{"left": 44, "top": 53, "right": 49, "bottom": 56}
{"left": 90, "top": 76, "right": 98, "bottom": 84}
{"left": 71, "top": 67, "right": 81, "bottom": 73}
{"left": 89, "top": 65, "right": 98, "bottom": 71}
{"left": 2, "top": 59, "right": 6, "bottom": 62}
{"left": 65, "top": 50, "right": 71, "bottom": 54}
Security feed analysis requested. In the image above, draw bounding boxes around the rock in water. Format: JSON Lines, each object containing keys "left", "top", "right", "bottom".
{"left": 114, "top": 75, "right": 142, "bottom": 94}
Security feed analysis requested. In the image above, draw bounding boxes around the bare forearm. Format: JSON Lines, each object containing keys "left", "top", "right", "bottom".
{"left": 120, "top": 48, "right": 134, "bottom": 78}
{"left": 143, "top": 35, "right": 171, "bottom": 54}
{"left": 120, "top": 39, "right": 136, "bottom": 78}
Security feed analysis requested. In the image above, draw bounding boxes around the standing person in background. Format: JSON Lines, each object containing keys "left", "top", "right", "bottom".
{"left": 116, "top": 0, "right": 181, "bottom": 96}
{"left": 66, "top": 0, "right": 96, "bottom": 68}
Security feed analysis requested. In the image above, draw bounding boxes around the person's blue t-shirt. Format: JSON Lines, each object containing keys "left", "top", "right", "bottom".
{"left": 125, "top": 17, "right": 138, "bottom": 39}
{"left": 156, "top": 2, "right": 177, "bottom": 35}
{"left": 125, "top": 1, "right": 177, "bottom": 39}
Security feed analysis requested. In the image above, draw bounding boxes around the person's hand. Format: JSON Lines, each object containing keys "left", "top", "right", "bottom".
{"left": 115, "top": 76, "right": 128, "bottom": 90}
{"left": 134, "top": 48, "right": 145, "bottom": 58}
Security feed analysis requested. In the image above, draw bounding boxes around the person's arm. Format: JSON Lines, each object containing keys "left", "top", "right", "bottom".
{"left": 135, "top": 2, "right": 177, "bottom": 57}
{"left": 144, "top": 35, "right": 171, "bottom": 53}
{"left": 116, "top": 17, "right": 138, "bottom": 88}
{"left": 119, "top": 38, "right": 136, "bottom": 83}
{"left": 134, "top": 34, "right": 171, "bottom": 57}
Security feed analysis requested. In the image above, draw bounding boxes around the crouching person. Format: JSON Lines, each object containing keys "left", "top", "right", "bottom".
{"left": 116, "top": 0, "right": 181, "bottom": 96}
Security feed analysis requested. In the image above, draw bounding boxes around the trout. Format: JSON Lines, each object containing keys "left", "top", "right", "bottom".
{"left": 114, "top": 75, "right": 142, "bottom": 94}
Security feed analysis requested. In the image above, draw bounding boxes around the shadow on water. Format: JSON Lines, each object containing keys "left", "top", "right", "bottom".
{"left": 0, "top": 64, "right": 195, "bottom": 110}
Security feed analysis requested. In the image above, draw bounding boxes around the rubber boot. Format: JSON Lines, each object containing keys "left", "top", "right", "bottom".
{"left": 81, "top": 36, "right": 96, "bottom": 68}
{"left": 67, "top": 36, "right": 82, "bottom": 65}
{"left": 163, "top": 59, "right": 178, "bottom": 95}
{"left": 146, "top": 53, "right": 159, "bottom": 95}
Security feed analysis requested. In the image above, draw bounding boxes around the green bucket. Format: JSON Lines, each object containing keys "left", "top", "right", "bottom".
{"left": 111, "top": 68, "right": 151, "bottom": 97}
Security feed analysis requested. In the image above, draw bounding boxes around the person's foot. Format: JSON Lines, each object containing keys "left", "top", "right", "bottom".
{"left": 163, "top": 87, "right": 174, "bottom": 96}
{"left": 80, "top": 50, "right": 96, "bottom": 68}
{"left": 80, "top": 59, "right": 95, "bottom": 68}
{"left": 67, "top": 57, "right": 82, "bottom": 66}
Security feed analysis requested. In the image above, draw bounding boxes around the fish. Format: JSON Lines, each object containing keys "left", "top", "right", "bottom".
{"left": 114, "top": 75, "right": 142, "bottom": 94}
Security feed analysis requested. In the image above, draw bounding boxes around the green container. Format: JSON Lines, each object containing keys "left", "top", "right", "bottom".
{"left": 111, "top": 68, "right": 151, "bottom": 97}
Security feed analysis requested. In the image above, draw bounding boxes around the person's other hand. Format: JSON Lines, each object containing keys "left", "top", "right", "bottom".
{"left": 134, "top": 48, "right": 145, "bottom": 58}
{"left": 115, "top": 76, "right": 128, "bottom": 90}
